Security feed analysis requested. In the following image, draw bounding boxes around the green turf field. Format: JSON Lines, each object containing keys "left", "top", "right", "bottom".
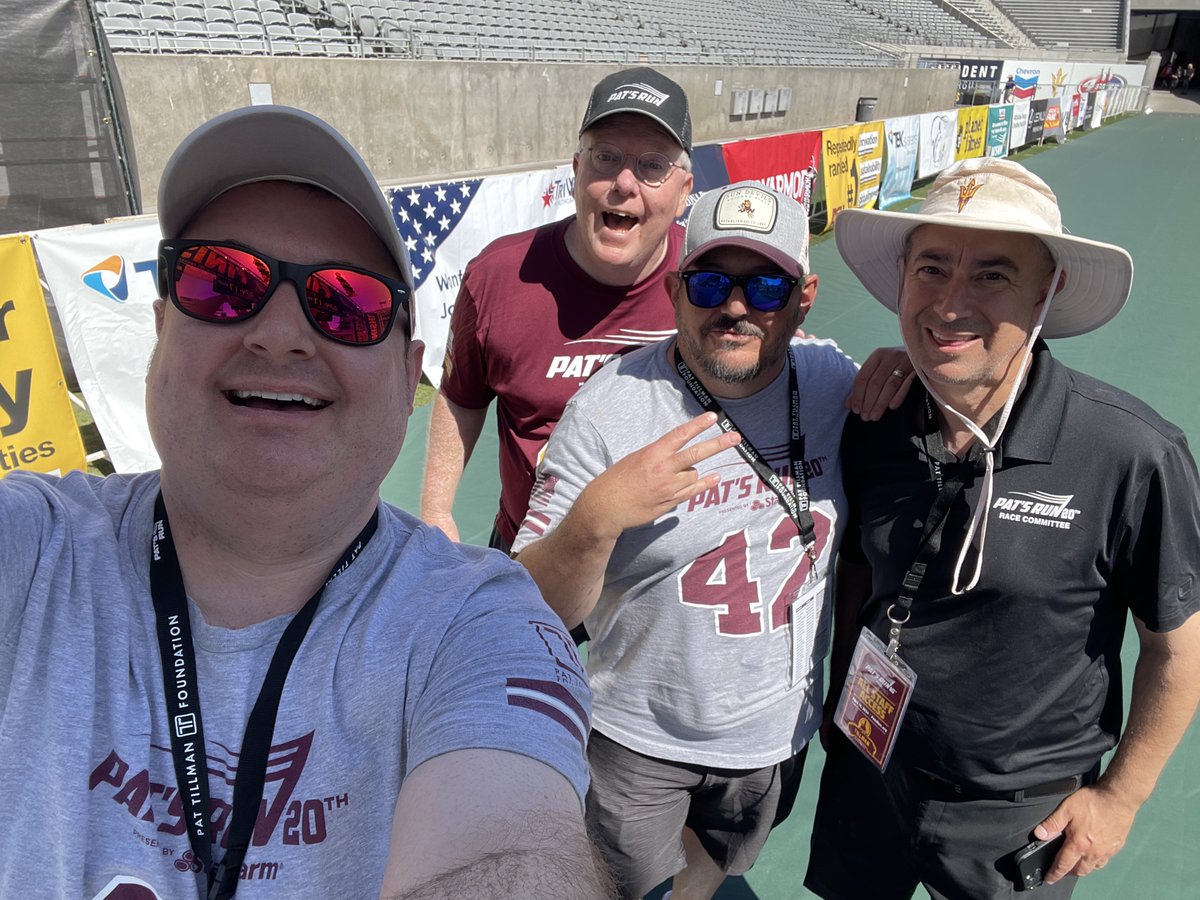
{"left": 381, "top": 109, "right": 1200, "bottom": 898}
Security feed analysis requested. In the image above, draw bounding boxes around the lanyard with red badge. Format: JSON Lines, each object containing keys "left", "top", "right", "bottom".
{"left": 149, "top": 492, "right": 377, "bottom": 900}
{"left": 675, "top": 346, "right": 823, "bottom": 685}
{"left": 833, "top": 397, "right": 974, "bottom": 770}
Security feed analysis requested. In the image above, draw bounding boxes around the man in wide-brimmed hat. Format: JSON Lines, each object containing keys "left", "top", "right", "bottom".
{"left": 806, "top": 157, "right": 1200, "bottom": 899}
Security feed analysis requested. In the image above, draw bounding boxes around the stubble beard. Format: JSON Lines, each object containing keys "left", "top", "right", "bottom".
{"left": 677, "top": 315, "right": 775, "bottom": 386}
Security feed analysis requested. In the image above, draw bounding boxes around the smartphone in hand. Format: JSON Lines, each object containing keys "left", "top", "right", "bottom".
{"left": 1011, "top": 833, "right": 1066, "bottom": 890}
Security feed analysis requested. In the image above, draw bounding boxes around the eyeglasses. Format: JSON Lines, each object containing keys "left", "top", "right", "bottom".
{"left": 679, "top": 270, "right": 799, "bottom": 312}
{"left": 158, "top": 239, "right": 410, "bottom": 347}
{"left": 584, "top": 142, "right": 683, "bottom": 187}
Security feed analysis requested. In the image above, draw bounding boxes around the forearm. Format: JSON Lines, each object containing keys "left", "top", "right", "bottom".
{"left": 382, "top": 751, "right": 609, "bottom": 899}
{"left": 420, "top": 393, "right": 487, "bottom": 529}
{"left": 384, "top": 827, "right": 615, "bottom": 900}
{"left": 1095, "top": 614, "right": 1200, "bottom": 807}
{"left": 516, "top": 490, "right": 619, "bottom": 628}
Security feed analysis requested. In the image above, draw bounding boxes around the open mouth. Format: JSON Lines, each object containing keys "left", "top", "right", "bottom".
{"left": 602, "top": 211, "right": 638, "bottom": 231}
{"left": 226, "top": 389, "right": 329, "bottom": 411}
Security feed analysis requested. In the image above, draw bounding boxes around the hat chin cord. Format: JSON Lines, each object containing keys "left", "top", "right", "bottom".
{"left": 910, "top": 259, "right": 1063, "bottom": 595}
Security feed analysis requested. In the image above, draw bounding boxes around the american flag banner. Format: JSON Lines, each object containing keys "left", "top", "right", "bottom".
{"left": 386, "top": 163, "right": 576, "bottom": 387}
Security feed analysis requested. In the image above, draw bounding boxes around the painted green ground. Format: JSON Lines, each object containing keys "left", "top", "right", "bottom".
{"left": 381, "top": 109, "right": 1200, "bottom": 898}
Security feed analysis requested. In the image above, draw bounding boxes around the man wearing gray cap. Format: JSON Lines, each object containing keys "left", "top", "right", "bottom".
{"left": 514, "top": 181, "right": 857, "bottom": 899}
{"left": 806, "top": 157, "right": 1200, "bottom": 898}
{"left": 0, "top": 106, "right": 607, "bottom": 899}
{"left": 422, "top": 67, "right": 693, "bottom": 559}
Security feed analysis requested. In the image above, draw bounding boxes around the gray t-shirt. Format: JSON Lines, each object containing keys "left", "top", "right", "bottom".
{"left": 514, "top": 338, "right": 856, "bottom": 768}
{"left": 0, "top": 471, "right": 590, "bottom": 899}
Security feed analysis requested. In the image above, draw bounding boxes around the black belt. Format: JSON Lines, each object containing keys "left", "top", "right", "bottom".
{"left": 914, "top": 770, "right": 1086, "bottom": 803}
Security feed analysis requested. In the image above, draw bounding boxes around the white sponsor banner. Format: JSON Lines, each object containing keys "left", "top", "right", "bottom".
{"left": 999, "top": 60, "right": 1053, "bottom": 102}
{"left": 999, "top": 60, "right": 1146, "bottom": 103}
{"left": 33, "top": 219, "right": 162, "bottom": 473}
{"left": 918, "top": 110, "right": 956, "bottom": 180}
{"left": 879, "top": 115, "right": 920, "bottom": 209}
{"left": 1009, "top": 100, "right": 1031, "bottom": 151}
{"left": 388, "top": 164, "right": 575, "bottom": 387}
{"left": 1090, "top": 93, "right": 1104, "bottom": 129}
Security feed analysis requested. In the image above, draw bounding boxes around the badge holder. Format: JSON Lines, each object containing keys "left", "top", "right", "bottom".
{"left": 788, "top": 573, "right": 827, "bottom": 689}
{"left": 833, "top": 605, "right": 917, "bottom": 772}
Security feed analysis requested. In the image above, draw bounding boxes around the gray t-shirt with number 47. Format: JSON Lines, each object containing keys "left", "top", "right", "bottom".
{"left": 514, "top": 337, "right": 856, "bottom": 768}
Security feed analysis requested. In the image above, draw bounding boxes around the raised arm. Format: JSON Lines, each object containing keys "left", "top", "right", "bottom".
{"left": 516, "top": 412, "right": 740, "bottom": 629}
{"left": 380, "top": 749, "right": 614, "bottom": 899}
{"left": 1038, "top": 611, "right": 1200, "bottom": 883}
{"left": 420, "top": 392, "right": 487, "bottom": 542}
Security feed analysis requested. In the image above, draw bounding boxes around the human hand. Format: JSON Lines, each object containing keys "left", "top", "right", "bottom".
{"left": 846, "top": 347, "right": 915, "bottom": 421}
{"left": 1034, "top": 783, "right": 1138, "bottom": 883}
{"left": 575, "top": 412, "right": 741, "bottom": 541}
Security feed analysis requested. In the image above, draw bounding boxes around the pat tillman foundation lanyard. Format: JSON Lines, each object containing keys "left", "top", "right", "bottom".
{"left": 674, "top": 345, "right": 818, "bottom": 576}
{"left": 149, "top": 492, "right": 377, "bottom": 900}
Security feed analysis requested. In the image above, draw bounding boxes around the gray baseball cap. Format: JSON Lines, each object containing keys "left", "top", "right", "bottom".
{"left": 680, "top": 181, "right": 810, "bottom": 277}
{"left": 156, "top": 105, "right": 414, "bottom": 295}
{"left": 579, "top": 67, "right": 692, "bottom": 152}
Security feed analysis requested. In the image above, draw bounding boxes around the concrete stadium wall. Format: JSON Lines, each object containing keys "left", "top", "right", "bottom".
{"left": 1131, "top": 0, "right": 1200, "bottom": 11}
{"left": 112, "top": 55, "right": 956, "bottom": 210}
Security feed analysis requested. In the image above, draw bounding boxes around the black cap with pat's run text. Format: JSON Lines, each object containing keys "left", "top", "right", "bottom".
{"left": 579, "top": 67, "right": 692, "bottom": 153}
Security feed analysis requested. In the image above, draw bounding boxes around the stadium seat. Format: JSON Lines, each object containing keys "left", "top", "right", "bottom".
{"left": 357, "top": 14, "right": 378, "bottom": 37}
{"left": 101, "top": 13, "right": 140, "bottom": 34}
{"left": 207, "top": 21, "right": 241, "bottom": 52}
{"left": 265, "top": 23, "right": 300, "bottom": 53}
{"left": 173, "top": 4, "right": 205, "bottom": 23}
{"left": 236, "top": 20, "right": 268, "bottom": 52}
{"left": 141, "top": 3, "right": 174, "bottom": 21}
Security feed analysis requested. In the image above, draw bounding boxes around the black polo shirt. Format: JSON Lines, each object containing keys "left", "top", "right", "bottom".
{"left": 840, "top": 341, "right": 1200, "bottom": 790}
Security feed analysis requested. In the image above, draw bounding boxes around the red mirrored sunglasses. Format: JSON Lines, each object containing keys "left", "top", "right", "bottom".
{"left": 158, "top": 239, "right": 410, "bottom": 347}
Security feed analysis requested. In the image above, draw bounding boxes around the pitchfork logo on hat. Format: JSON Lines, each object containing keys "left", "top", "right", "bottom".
{"left": 957, "top": 178, "right": 982, "bottom": 212}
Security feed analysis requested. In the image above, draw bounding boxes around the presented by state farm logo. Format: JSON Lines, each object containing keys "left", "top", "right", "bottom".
{"left": 992, "top": 490, "right": 1080, "bottom": 530}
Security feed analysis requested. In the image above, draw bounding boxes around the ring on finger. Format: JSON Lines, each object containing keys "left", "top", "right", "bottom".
{"left": 890, "top": 368, "right": 906, "bottom": 379}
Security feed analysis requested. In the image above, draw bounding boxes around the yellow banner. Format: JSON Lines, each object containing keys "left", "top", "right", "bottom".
{"left": 955, "top": 106, "right": 989, "bottom": 161}
{"left": 0, "top": 235, "right": 86, "bottom": 476}
{"left": 820, "top": 122, "right": 884, "bottom": 233}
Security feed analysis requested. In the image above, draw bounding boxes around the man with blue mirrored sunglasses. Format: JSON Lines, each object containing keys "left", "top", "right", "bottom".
{"left": 513, "top": 180, "right": 862, "bottom": 900}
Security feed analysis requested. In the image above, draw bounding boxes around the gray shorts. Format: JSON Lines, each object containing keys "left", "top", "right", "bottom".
{"left": 586, "top": 729, "right": 807, "bottom": 900}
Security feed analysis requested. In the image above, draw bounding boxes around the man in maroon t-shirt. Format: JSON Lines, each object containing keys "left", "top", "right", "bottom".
{"left": 421, "top": 67, "right": 695, "bottom": 552}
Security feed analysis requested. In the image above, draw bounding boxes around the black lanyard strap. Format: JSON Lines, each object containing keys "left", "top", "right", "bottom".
{"left": 883, "top": 398, "right": 980, "bottom": 658}
{"left": 150, "top": 492, "right": 377, "bottom": 900}
{"left": 674, "top": 345, "right": 817, "bottom": 568}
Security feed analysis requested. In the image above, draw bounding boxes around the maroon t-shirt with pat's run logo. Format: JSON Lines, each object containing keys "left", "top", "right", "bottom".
{"left": 440, "top": 216, "right": 682, "bottom": 545}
